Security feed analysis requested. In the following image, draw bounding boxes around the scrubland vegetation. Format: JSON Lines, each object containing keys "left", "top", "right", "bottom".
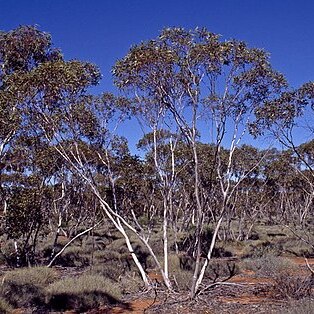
{"left": 0, "top": 26, "right": 313, "bottom": 313}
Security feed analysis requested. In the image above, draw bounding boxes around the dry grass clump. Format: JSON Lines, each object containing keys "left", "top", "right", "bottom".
{"left": 53, "top": 245, "right": 90, "bottom": 267}
{"left": 119, "top": 274, "right": 143, "bottom": 294}
{"left": 0, "top": 297, "right": 13, "bottom": 314}
{"left": 45, "top": 274, "right": 121, "bottom": 311}
{"left": 166, "top": 254, "right": 192, "bottom": 290}
{"left": 2, "top": 266, "right": 57, "bottom": 286}
{"left": 277, "top": 298, "right": 314, "bottom": 314}
{"left": 88, "top": 263, "right": 123, "bottom": 281}
{"left": 0, "top": 267, "right": 58, "bottom": 308}
{"left": 242, "top": 256, "right": 313, "bottom": 300}
{"left": 271, "top": 272, "right": 313, "bottom": 300}
{"left": 241, "top": 255, "right": 297, "bottom": 276}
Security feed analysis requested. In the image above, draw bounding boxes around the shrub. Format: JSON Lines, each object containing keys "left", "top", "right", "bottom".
{"left": 93, "top": 249, "right": 121, "bottom": 263}
{"left": 106, "top": 238, "right": 126, "bottom": 252}
{"left": 205, "top": 260, "right": 239, "bottom": 281}
{"left": 173, "top": 269, "right": 192, "bottom": 290}
{"left": 278, "top": 298, "right": 314, "bottom": 314}
{"left": 242, "top": 256, "right": 313, "bottom": 300}
{"left": 0, "top": 298, "right": 13, "bottom": 314}
{"left": 165, "top": 254, "right": 192, "bottom": 291}
{"left": 241, "top": 256, "right": 296, "bottom": 276}
{"left": 2, "top": 266, "right": 57, "bottom": 286}
{"left": 52, "top": 246, "right": 89, "bottom": 267}
{"left": 271, "top": 272, "right": 313, "bottom": 300}
{"left": 45, "top": 274, "right": 121, "bottom": 311}
{"left": 119, "top": 275, "right": 143, "bottom": 294}
{"left": 88, "top": 264, "right": 122, "bottom": 281}
{"left": 0, "top": 267, "right": 57, "bottom": 308}
{"left": 282, "top": 239, "right": 314, "bottom": 258}
{"left": 243, "top": 240, "right": 284, "bottom": 258}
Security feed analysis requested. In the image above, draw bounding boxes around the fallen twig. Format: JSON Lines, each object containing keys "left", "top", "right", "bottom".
{"left": 305, "top": 257, "right": 314, "bottom": 274}
{"left": 198, "top": 281, "right": 247, "bottom": 295}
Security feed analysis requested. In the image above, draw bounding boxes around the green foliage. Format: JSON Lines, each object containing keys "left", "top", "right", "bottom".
{"left": 5, "top": 188, "right": 43, "bottom": 239}
{"left": 165, "top": 254, "right": 192, "bottom": 290}
{"left": 88, "top": 264, "right": 123, "bottom": 282}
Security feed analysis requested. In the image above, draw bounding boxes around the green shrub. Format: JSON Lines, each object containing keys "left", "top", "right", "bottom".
{"left": 93, "top": 249, "right": 121, "bottom": 262}
{"left": 2, "top": 266, "right": 57, "bottom": 286}
{"left": 106, "top": 238, "right": 126, "bottom": 252}
{"left": 165, "top": 254, "right": 193, "bottom": 291}
{"left": 282, "top": 239, "right": 314, "bottom": 258}
{"left": 45, "top": 274, "right": 121, "bottom": 311}
{"left": 82, "top": 236, "right": 109, "bottom": 251}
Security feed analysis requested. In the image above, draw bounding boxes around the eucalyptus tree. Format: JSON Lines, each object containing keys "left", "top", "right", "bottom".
{"left": 253, "top": 82, "right": 314, "bottom": 230}
{"left": 0, "top": 26, "right": 61, "bottom": 160}
{"left": 0, "top": 26, "right": 108, "bottom": 267}
{"left": 253, "top": 82, "right": 314, "bottom": 171}
{"left": 113, "top": 27, "right": 288, "bottom": 297}
{"left": 0, "top": 26, "right": 65, "bottom": 264}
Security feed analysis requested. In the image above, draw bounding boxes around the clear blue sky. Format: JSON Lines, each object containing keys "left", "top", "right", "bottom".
{"left": 1, "top": 0, "right": 313, "bottom": 150}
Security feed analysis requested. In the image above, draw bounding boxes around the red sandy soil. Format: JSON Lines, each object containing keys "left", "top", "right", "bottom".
{"left": 10, "top": 257, "right": 314, "bottom": 314}
{"left": 287, "top": 257, "right": 314, "bottom": 266}
{"left": 104, "top": 257, "right": 314, "bottom": 314}
{"left": 110, "top": 299, "right": 158, "bottom": 314}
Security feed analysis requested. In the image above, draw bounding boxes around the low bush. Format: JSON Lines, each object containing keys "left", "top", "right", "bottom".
{"left": 119, "top": 274, "right": 143, "bottom": 294}
{"left": 88, "top": 264, "right": 122, "bottom": 281}
{"left": 45, "top": 274, "right": 121, "bottom": 311}
{"left": 278, "top": 298, "right": 314, "bottom": 314}
{"left": 52, "top": 246, "right": 90, "bottom": 267}
{"left": 93, "top": 249, "right": 121, "bottom": 263}
{"left": 2, "top": 266, "right": 57, "bottom": 286}
{"left": 0, "top": 297, "right": 13, "bottom": 314}
{"left": 166, "top": 254, "right": 192, "bottom": 291}
{"left": 271, "top": 272, "right": 313, "bottom": 300}
{"left": 205, "top": 260, "right": 239, "bottom": 282}
{"left": 241, "top": 256, "right": 296, "bottom": 276}
{"left": 282, "top": 238, "right": 314, "bottom": 258}
{"left": 173, "top": 269, "right": 192, "bottom": 290}
{"left": 0, "top": 267, "right": 57, "bottom": 308}
{"left": 243, "top": 240, "right": 284, "bottom": 258}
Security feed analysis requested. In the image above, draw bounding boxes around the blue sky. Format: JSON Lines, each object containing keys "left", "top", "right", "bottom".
{"left": 1, "top": 0, "right": 313, "bottom": 151}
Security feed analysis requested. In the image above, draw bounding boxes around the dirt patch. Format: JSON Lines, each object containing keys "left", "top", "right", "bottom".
{"left": 288, "top": 257, "right": 314, "bottom": 266}
{"left": 228, "top": 274, "right": 272, "bottom": 285}
{"left": 108, "top": 298, "right": 158, "bottom": 314}
{"left": 219, "top": 294, "right": 270, "bottom": 304}
{"left": 147, "top": 271, "right": 164, "bottom": 284}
